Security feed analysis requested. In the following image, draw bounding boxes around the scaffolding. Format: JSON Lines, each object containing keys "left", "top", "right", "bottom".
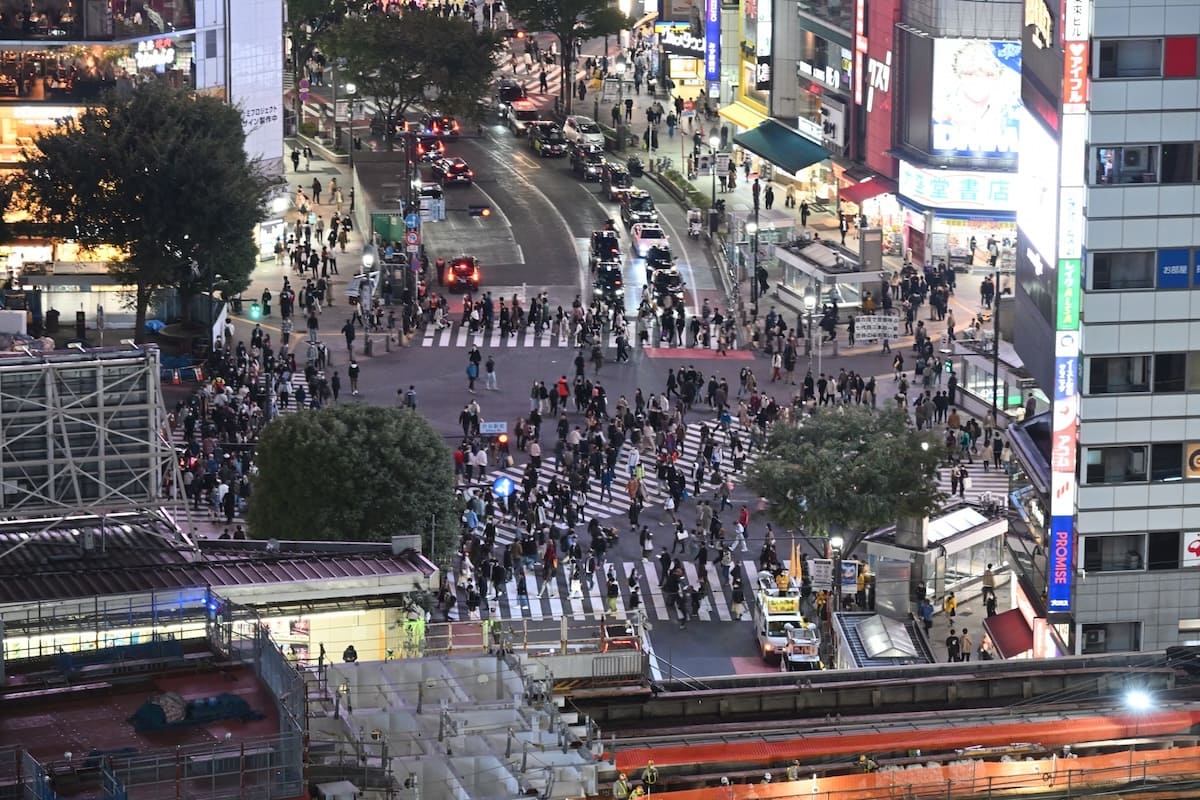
{"left": 0, "top": 345, "right": 176, "bottom": 516}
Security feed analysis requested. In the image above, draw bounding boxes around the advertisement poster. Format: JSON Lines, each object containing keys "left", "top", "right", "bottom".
{"left": 660, "top": 0, "right": 704, "bottom": 38}
{"left": 1047, "top": 516, "right": 1074, "bottom": 611}
{"left": 228, "top": 0, "right": 285, "bottom": 179}
{"left": 705, "top": 0, "right": 720, "bottom": 85}
{"left": 931, "top": 40, "right": 1022, "bottom": 159}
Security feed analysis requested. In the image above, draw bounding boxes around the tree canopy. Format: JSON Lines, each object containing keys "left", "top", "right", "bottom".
{"left": 285, "top": 0, "right": 351, "bottom": 122}
{"left": 13, "top": 83, "right": 269, "bottom": 340}
{"left": 324, "top": 11, "right": 504, "bottom": 146}
{"left": 248, "top": 404, "right": 459, "bottom": 560}
{"left": 504, "top": 0, "right": 628, "bottom": 113}
{"left": 747, "top": 406, "right": 944, "bottom": 550}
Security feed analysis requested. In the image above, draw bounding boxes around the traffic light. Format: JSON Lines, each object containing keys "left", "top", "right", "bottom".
{"left": 469, "top": 204, "right": 492, "bottom": 218}
{"left": 503, "top": 28, "right": 526, "bottom": 40}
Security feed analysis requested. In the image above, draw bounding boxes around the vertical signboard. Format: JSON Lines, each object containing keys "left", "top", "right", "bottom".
{"left": 705, "top": 0, "right": 721, "bottom": 97}
{"left": 1046, "top": 0, "right": 1091, "bottom": 616}
{"left": 856, "top": 0, "right": 900, "bottom": 176}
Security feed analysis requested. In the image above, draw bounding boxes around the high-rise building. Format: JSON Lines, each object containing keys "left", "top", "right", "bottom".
{"left": 1014, "top": 0, "right": 1200, "bottom": 653}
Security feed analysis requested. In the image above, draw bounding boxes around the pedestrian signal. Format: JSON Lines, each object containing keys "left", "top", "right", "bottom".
{"left": 249, "top": 302, "right": 262, "bottom": 320}
{"left": 469, "top": 204, "right": 492, "bottom": 218}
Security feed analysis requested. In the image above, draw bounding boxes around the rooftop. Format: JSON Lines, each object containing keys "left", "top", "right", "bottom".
{"left": 0, "top": 513, "right": 437, "bottom": 607}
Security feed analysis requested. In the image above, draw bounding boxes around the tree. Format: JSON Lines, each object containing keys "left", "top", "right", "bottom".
{"left": 286, "top": 0, "right": 350, "bottom": 129}
{"left": 747, "top": 406, "right": 945, "bottom": 552}
{"left": 14, "top": 83, "right": 268, "bottom": 341}
{"left": 248, "top": 405, "right": 459, "bottom": 561}
{"left": 503, "top": 0, "right": 629, "bottom": 114}
{"left": 325, "top": 11, "right": 504, "bottom": 148}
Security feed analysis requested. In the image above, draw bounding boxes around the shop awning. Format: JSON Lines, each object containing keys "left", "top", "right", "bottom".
{"left": 717, "top": 102, "right": 767, "bottom": 131}
{"left": 840, "top": 176, "right": 898, "bottom": 206}
{"left": 733, "top": 120, "right": 831, "bottom": 176}
{"left": 983, "top": 609, "right": 1034, "bottom": 659}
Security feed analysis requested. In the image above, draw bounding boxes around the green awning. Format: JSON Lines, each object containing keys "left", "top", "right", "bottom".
{"left": 733, "top": 120, "right": 830, "bottom": 175}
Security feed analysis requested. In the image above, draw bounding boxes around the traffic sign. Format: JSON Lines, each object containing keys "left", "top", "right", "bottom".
{"left": 479, "top": 421, "right": 507, "bottom": 435}
{"left": 405, "top": 230, "right": 420, "bottom": 247}
{"left": 491, "top": 476, "right": 515, "bottom": 498}
{"left": 405, "top": 212, "right": 419, "bottom": 229}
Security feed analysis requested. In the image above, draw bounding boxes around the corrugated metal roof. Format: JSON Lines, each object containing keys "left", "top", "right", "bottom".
{"left": 0, "top": 515, "right": 436, "bottom": 605}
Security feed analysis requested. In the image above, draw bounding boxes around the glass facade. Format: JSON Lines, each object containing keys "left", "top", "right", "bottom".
{"left": 0, "top": 1, "right": 195, "bottom": 42}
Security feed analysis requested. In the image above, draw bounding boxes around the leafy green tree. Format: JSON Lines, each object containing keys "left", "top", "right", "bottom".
{"left": 325, "top": 11, "right": 504, "bottom": 148}
{"left": 747, "top": 406, "right": 944, "bottom": 551}
{"left": 249, "top": 405, "right": 459, "bottom": 561}
{"left": 503, "top": 0, "right": 629, "bottom": 114}
{"left": 14, "top": 83, "right": 268, "bottom": 340}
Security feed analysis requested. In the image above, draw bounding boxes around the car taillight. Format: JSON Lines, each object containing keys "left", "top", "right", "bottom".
{"left": 615, "top": 279, "right": 622, "bottom": 286}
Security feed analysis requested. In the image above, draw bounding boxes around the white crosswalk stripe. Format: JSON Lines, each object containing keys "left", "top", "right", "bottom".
{"left": 935, "top": 460, "right": 1011, "bottom": 507}
{"left": 422, "top": 320, "right": 735, "bottom": 351}
{"left": 468, "top": 421, "right": 759, "bottom": 551}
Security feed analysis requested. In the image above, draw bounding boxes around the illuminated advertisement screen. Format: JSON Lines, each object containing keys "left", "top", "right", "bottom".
{"left": 1016, "top": 106, "right": 1059, "bottom": 326}
{"left": 705, "top": 0, "right": 720, "bottom": 87}
{"left": 1047, "top": 516, "right": 1073, "bottom": 611}
{"left": 931, "top": 39, "right": 1022, "bottom": 159}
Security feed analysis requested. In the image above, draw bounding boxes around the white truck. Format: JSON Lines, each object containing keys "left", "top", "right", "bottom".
{"left": 752, "top": 570, "right": 806, "bottom": 661}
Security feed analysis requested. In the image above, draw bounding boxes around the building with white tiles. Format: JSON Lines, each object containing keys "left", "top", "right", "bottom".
{"left": 1013, "top": 0, "right": 1200, "bottom": 654}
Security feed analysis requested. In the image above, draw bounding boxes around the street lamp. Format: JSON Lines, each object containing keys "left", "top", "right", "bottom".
{"left": 361, "top": 245, "right": 376, "bottom": 356}
{"left": 746, "top": 220, "right": 760, "bottom": 320}
{"left": 830, "top": 535, "right": 845, "bottom": 614}
{"left": 345, "top": 82, "right": 357, "bottom": 168}
{"left": 804, "top": 282, "right": 823, "bottom": 376}
{"left": 708, "top": 133, "right": 720, "bottom": 206}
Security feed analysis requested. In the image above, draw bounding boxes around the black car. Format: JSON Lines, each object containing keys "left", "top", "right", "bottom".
{"left": 593, "top": 263, "right": 625, "bottom": 305}
{"left": 369, "top": 112, "right": 405, "bottom": 137}
{"left": 412, "top": 135, "right": 446, "bottom": 162}
{"left": 603, "top": 163, "right": 634, "bottom": 200}
{"left": 589, "top": 230, "right": 621, "bottom": 269}
{"left": 619, "top": 189, "right": 658, "bottom": 226}
{"left": 572, "top": 144, "right": 607, "bottom": 181}
{"left": 644, "top": 244, "right": 675, "bottom": 280}
{"left": 420, "top": 112, "right": 461, "bottom": 138}
{"left": 496, "top": 79, "right": 527, "bottom": 108}
{"left": 652, "top": 268, "right": 686, "bottom": 306}
{"left": 431, "top": 156, "right": 474, "bottom": 185}
{"left": 530, "top": 123, "right": 568, "bottom": 157}
{"left": 439, "top": 255, "right": 482, "bottom": 292}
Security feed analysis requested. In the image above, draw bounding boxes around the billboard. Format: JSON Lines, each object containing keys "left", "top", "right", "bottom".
{"left": 931, "top": 39, "right": 1022, "bottom": 159}
{"left": 899, "top": 162, "right": 1016, "bottom": 212}
{"left": 1047, "top": 516, "right": 1074, "bottom": 611}
{"left": 659, "top": 22, "right": 705, "bottom": 59}
{"left": 1016, "top": 106, "right": 1059, "bottom": 292}
{"left": 229, "top": 0, "right": 284, "bottom": 179}
{"left": 857, "top": 0, "right": 901, "bottom": 176}
{"left": 1021, "top": 0, "right": 1063, "bottom": 131}
{"left": 705, "top": 0, "right": 720, "bottom": 90}
{"left": 660, "top": 0, "right": 704, "bottom": 37}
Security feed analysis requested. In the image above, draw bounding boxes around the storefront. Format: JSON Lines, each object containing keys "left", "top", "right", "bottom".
{"left": 730, "top": 118, "right": 831, "bottom": 202}
{"left": 839, "top": 176, "right": 902, "bottom": 256}
{"left": 896, "top": 159, "right": 1017, "bottom": 268}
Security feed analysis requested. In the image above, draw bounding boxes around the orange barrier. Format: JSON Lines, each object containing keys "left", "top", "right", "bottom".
{"left": 614, "top": 709, "right": 1200, "bottom": 772}
{"left": 642, "top": 744, "right": 1200, "bottom": 799}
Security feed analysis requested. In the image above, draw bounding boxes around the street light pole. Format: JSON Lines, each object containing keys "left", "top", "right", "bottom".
{"left": 345, "top": 82, "right": 357, "bottom": 169}
{"left": 830, "top": 535, "right": 844, "bottom": 615}
{"left": 746, "top": 218, "right": 759, "bottom": 320}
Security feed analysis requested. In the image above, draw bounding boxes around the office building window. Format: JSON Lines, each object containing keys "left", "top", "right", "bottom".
{"left": 1153, "top": 353, "right": 1187, "bottom": 392}
{"left": 1161, "top": 142, "right": 1197, "bottom": 183}
{"left": 1097, "top": 39, "right": 1163, "bottom": 78}
{"left": 1087, "top": 355, "right": 1151, "bottom": 394}
{"left": 1084, "top": 446, "right": 1147, "bottom": 484}
{"left": 1093, "top": 146, "right": 1159, "bottom": 184}
{"left": 1091, "top": 251, "right": 1156, "bottom": 290}
{"left": 1150, "top": 442, "right": 1183, "bottom": 481}
{"left": 1082, "top": 534, "right": 1145, "bottom": 571}
{"left": 1147, "top": 531, "right": 1181, "bottom": 570}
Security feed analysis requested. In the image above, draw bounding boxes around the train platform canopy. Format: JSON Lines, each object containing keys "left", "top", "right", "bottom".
{"left": 0, "top": 512, "right": 438, "bottom": 611}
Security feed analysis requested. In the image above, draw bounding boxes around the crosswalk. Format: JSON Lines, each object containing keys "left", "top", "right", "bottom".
{"left": 421, "top": 320, "right": 733, "bottom": 350}
{"left": 458, "top": 554, "right": 772, "bottom": 625}
{"left": 463, "top": 419, "right": 759, "bottom": 551}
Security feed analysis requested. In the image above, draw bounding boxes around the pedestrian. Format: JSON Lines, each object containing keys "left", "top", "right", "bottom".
{"left": 624, "top": 96, "right": 633, "bottom": 122}
{"left": 485, "top": 355, "right": 498, "bottom": 390}
{"left": 764, "top": 184, "right": 775, "bottom": 209}
{"left": 751, "top": 178, "right": 761, "bottom": 210}
{"left": 960, "top": 628, "right": 973, "bottom": 662}
{"left": 290, "top": 148, "right": 301, "bottom": 172}
{"left": 731, "top": 578, "right": 745, "bottom": 620}
{"left": 785, "top": 184, "right": 796, "bottom": 208}
{"left": 839, "top": 213, "right": 849, "bottom": 245}
{"left": 539, "top": 68, "right": 548, "bottom": 93}
{"left": 312, "top": 176, "right": 322, "bottom": 205}
{"left": 466, "top": 359, "right": 479, "bottom": 393}
{"left": 800, "top": 199, "right": 810, "bottom": 227}
{"left": 945, "top": 628, "right": 961, "bottom": 662}
{"left": 303, "top": 146, "right": 312, "bottom": 171}
{"left": 404, "top": 385, "right": 417, "bottom": 409}
{"left": 331, "top": 371, "right": 341, "bottom": 402}
{"left": 341, "top": 318, "right": 355, "bottom": 352}
{"left": 981, "top": 562, "right": 996, "bottom": 603}
{"left": 943, "top": 591, "right": 957, "bottom": 619}
{"left": 348, "top": 359, "right": 360, "bottom": 395}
